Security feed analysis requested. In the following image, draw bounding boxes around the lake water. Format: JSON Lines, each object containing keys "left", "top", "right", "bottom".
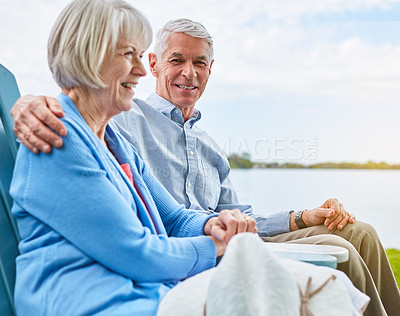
{"left": 230, "top": 169, "right": 400, "bottom": 249}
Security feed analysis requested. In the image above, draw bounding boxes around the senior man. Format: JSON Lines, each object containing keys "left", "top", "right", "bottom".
{"left": 11, "top": 19, "right": 399, "bottom": 315}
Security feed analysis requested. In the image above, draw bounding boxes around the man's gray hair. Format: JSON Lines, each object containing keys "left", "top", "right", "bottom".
{"left": 154, "top": 18, "right": 214, "bottom": 61}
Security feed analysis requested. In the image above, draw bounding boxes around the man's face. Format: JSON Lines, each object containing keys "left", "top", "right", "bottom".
{"left": 149, "top": 32, "right": 213, "bottom": 114}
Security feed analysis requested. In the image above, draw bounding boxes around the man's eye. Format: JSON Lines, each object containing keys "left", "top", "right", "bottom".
{"left": 170, "top": 59, "right": 181, "bottom": 63}
{"left": 124, "top": 51, "right": 133, "bottom": 56}
{"left": 196, "top": 61, "right": 207, "bottom": 66}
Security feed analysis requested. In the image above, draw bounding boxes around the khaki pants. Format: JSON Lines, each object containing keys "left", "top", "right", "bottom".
{"left": 263, "top": 221, "right": 400, "bottom": 316}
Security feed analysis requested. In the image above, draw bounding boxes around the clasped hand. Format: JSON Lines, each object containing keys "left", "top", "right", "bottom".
{"left": 301, "top": 198, "right": 356, "bottom": 231}
{"left": 204, "top": 209, "right": 257, "bottom": 256}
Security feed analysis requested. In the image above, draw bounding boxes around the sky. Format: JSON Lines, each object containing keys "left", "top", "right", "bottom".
{"left": 1, "top": 0, "right": 400, "bottom": 164}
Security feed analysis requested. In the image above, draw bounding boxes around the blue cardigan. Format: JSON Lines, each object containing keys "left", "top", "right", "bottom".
{"left": 10, "top": 94, "right": 217, "bottom": 315}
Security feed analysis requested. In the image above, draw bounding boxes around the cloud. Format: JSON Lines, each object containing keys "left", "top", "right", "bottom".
{"left": 2, "top": 0, "right": 398, "bottom": 99}
{"left": 212, "top": 29, "right": 400, "bottom": 104}
{"left": 1, "top": 0, "right": 399, "bottom": 162}
{"left": 137, "top": 0, "right": 400, "bottom": 108}
{"left": 199, "top": 1, "right": 400, "bottom": 106}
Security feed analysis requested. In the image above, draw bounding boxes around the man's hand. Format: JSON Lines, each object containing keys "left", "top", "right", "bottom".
{"left": 204, "top": 209, "right": 258, "bottom": 244}
{"left": 11, "top": 95, "right": 67, "bottom": 154}
{"left": 291, "top": 198, "right": 356, "bottom": 231}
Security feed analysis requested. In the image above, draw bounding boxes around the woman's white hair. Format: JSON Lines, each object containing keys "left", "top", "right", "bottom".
{"left": 48, "top": 0, "right": 152, "bottom": 89}
{"left": 153, "top": 18, "right": 214, "bottom": 61}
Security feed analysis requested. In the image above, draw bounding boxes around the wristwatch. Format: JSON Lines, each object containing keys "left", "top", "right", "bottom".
{"left": 294, "top": 210, "right": 307, "bottom": 229}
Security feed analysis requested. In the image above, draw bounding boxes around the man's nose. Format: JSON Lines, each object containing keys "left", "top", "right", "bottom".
{"left": 181, "top": 62, "right": 197, "bottom": 79}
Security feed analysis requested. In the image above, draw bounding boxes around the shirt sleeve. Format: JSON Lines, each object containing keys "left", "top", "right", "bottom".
{"left": 10, "top": 123, "right": 216, "bottom": 283}
{"left": 216, "top": 171, "right": 291, "bottom": 237}
{"left": 139, "top": 161, "right": 219, "bottom": 238}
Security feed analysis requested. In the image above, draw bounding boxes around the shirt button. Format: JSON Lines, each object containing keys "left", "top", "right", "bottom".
{"left": 187, "top": 182, "right": 192, "bottom": 188}
{"left": 174, "top": 109, "right": 179, "bottom": 114}
{"left": 189, "top": 150, "right": 194, "bottom": 156}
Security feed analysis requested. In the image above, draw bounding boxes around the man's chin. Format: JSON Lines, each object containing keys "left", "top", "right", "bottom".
{"left": 171, "top": 97, "right": 197, "bottom": 110}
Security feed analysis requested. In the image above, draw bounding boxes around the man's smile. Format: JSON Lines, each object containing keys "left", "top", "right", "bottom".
{"left": 176, "top": 84, "right": 196, "bottom": 90}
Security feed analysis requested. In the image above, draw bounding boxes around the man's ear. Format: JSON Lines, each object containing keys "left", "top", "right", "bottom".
{"left": 209, "top": 59, "right": 214, "bottom": 76}
{"left": 148, "top": 53, "right": 158, "bottom": 77}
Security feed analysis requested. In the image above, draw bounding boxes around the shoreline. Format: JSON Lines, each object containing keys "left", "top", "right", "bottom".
{"left": 227, "top": 154, "right": 400, "bottom": 170}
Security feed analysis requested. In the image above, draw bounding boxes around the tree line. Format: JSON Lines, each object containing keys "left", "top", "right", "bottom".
{"left": 227, "top": 153, "right": 400, "bottom": 170}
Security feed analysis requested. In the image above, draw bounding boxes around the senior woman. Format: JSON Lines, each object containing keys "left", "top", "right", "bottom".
{"left": 9, "top": 0, "right": 257, "bottom": 315}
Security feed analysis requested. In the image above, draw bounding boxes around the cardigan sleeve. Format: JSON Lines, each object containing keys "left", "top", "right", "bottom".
{"left": 10, "top": 122, "right": 216, "bottom": 283}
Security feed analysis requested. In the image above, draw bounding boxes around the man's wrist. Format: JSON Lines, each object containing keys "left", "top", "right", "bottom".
{"left": 289, "top": 210, "right": 297, "bottom": 231}
{"left": 289, "top": 210, "right": 307, "bottom": 231}
{"left": 294, "top": 210, "right": 307, "bottom": 229}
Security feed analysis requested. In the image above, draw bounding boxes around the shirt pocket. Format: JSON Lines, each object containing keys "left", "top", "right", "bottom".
{"left": 201, "top": 161, "right": 221, "bottom": 210}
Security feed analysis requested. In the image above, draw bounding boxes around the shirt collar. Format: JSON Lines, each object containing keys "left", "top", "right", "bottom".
{"left": 146, "top": 92, "right": 201, "bottom": 127}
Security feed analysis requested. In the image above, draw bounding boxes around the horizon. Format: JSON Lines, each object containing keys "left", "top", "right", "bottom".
{"left": 228, "top": 151, "right": 400, "bottom": 166}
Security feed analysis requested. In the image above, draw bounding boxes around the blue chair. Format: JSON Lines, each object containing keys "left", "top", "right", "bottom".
{"left": 0, "top": 125, "right": 18, "bottom": 316}
{"left": 0, "top": 64, "right": 20, "bottom": 239}
{"left": 0, "top": 64, "right": 21, "bottom": 316}
{"left": 0, "top": 64, "right": 20, "bottom": 158}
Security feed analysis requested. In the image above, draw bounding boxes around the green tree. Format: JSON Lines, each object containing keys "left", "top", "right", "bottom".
{"left": 228, "top": 152, "right": 254, "bottom": 169}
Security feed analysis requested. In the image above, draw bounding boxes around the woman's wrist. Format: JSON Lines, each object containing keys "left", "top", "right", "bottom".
{"left": 204, "top": 216, "right": 218, "bottom": 235}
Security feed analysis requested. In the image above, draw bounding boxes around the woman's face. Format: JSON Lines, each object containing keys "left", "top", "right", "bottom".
{"left": 98, "top": 36, "right": 147, "bottom": 116}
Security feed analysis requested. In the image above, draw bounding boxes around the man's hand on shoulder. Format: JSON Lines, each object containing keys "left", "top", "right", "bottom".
{"left": 298, "top": 198, "right": 356, "bottom": 231}
{"left": 11, "top": 95, "right": 67, "bottom": 153}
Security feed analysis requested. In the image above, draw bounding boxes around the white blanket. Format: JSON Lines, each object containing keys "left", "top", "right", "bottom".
{"left": 158, "top": 233, "right": 369, "bottom": 316}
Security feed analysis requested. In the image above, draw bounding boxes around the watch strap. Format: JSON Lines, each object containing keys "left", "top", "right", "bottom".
{"left": 294, "top": 210, "right": 307, "bottom": 229}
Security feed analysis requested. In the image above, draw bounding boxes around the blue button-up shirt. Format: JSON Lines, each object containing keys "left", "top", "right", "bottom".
{"left": 111, "top": 93, "right": 290, "bottom": 237}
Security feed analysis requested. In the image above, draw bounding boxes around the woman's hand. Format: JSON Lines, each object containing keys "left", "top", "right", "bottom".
{"left": 204, "top": 209, "right": 258, "bottom": 244}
